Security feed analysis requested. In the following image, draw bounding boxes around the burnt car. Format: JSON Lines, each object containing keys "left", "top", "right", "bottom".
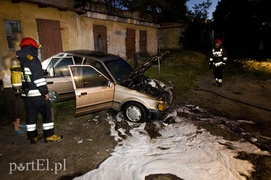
{"left": 42, "top": 50, "right": 172, "bottom": 122}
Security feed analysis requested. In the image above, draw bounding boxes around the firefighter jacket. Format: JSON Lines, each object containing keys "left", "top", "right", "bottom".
{"left": 16, "top": 46, "right": 48, "bottom": 97}
{"left": 210, "top": 47, "right": 227, "bottom": 68}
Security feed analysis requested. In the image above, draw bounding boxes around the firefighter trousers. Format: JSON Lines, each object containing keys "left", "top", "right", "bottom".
{"left": 24, "top": 96, "right": 54, "bottom": 140}
{"left": 213, "top": 66, "right": 223, "bottom": 83}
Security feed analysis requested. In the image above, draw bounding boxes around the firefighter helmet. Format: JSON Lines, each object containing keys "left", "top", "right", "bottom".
{"left": 20, "top": 37, "right": 39, "bottom": 49}
{"left": 215, "top": 39, "right": 222, "bottom": 44}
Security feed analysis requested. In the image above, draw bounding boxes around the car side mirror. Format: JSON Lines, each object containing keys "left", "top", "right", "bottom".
{"left": 108, "top": 81, "right": 113, "bottom": 88}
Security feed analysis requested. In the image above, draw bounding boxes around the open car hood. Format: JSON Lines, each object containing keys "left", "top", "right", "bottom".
{"left": 121, "top": 52, "right": 173, "bottom": 103}
{"left": 122, "top": 52, "right": 169, "bottom": 84}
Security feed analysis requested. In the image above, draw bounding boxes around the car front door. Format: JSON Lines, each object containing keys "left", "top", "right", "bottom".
{"left": 69, "top": 65, "right": 115, "bottom": 117}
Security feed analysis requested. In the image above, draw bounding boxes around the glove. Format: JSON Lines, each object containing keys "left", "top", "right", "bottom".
{"left": 214, "top": 62, "right": 223, "bottom": 67}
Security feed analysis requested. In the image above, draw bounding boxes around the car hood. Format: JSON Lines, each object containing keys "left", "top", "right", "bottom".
{"left": 122, "top": 51, "right": 169, "bottom": 85}
{"left": 121, "top": 52, "right": 173, "bottom": 103}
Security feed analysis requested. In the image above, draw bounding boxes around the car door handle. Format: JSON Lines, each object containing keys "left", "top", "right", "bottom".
{"left": 47, "top": 81, "right": 54, "bottom": 85}
{"left": 80, "top": 92, "right": 87, "bottom": 96}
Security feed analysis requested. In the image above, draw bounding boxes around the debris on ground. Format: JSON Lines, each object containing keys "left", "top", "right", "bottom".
{"left": 88, "top": 114, "right": 100, "bottom": 124}
{"left": 179, "top": 105, "right": 271, "bottom": 151}
{"left": 74, "top": 136, "right": 84, "bottom": 144}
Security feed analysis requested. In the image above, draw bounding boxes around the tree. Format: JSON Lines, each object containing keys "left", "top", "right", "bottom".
{"left": 213, "top": 0, "right": 271, "bottom": 58}
{"left": 73, "top": 0, "right": 92, "bottom": 10}
{"left": 120, "top": 0, "right": 188, "bottom": 23}
{"left": 101, "top": 0, "right": 125, "bottom": 15}
{"left": 183, "top": 0, "right": 213, "bottom": 50}
{"left": 189, "top": 0, "right": 212, "bottom": 20}
{"left": 74, "top": 0, "right": 188, "bottom": 23}
{"left": 73, "top": 0, "right": 124, "bottom": 15}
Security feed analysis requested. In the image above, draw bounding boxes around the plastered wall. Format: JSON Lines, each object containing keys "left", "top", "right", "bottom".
{"left": 0, "top": 0, "right": 158, "bottom": 68}
{"left": 158, "top": 26, "right": 186, "bottom": 51}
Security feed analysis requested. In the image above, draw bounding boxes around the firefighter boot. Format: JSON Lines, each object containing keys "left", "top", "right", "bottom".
{"left": 213, "top": 78, "right": 218, "bottom": 86}
{"left": 45, "top": 134, "right": 63, "bottom": 143}
{"left": 218, "top": 79, "right": 223, "bottom": 87}
{"left": 31, "top": 134, "right": 43, "bottom": 144}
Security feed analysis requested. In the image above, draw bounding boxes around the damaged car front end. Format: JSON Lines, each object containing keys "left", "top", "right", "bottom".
{"left": 121, "top": 53, "right": 173, "bottom": 104}
{"left": 120, "top": 52, "right": 173, "bottom": 120}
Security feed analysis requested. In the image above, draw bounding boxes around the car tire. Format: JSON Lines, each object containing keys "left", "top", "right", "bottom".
{"left": 123, "top": 102, "right": 147, "bottom": 123}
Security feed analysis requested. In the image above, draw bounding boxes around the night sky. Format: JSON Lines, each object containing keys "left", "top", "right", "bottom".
{"left": 186, "top": 0, "right": 219, "bottom": 19}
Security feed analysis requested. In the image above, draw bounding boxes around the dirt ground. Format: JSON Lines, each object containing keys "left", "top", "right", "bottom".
{"left": 0, "top": 72, "right": 271, "bottom": 180}
{"left": 0, "top": 112, "right": 116, "bottom": 180}
{"left": 182, "top": 74, "right": 271, "bottom": 139}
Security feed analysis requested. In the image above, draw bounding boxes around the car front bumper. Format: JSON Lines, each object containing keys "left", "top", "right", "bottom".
{"left": 148, "top": 108, "right": 168, "bottom": 120}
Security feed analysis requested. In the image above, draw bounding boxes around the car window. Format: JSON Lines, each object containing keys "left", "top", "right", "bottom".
{"left": 73, "top": 56, "right": 84, "bottom": 65}
{"left": 84, "top": 58, "right": 110, "bottom": 79}
{"left": 70, "top": 66, "right": 108, "bottom": 88}
{"left": 46, "top": 57, "right": 74, "bottom": 77}
{"left": 104, "top": 58, "right": 133, "bottom": 83}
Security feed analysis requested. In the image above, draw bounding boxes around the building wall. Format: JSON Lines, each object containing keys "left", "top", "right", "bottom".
{"left": 0, "top": 0, "right": 158, "bottom": 68}
{"left": 27, "top": 0, "right": 74, "bottom": 7}
{"left": 158, "top": 24, "right": 186, "bottom": 51}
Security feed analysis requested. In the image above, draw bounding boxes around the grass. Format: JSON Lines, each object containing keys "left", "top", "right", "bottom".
{"left": 240, "top": 59, "right": 271, "bottom": 73}
{"left": 144, "top": 51, "right": 209, "bottom": 101}
{"left": 51, "top": 100, "right": 75, "bottom": 122}
{"left": 236, "top": 59, "right": 271, "bottom": 81}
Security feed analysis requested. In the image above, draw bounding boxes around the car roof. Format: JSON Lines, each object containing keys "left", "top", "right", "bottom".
{"left": 63, "top": 50, "right": 120, "bottom": 61}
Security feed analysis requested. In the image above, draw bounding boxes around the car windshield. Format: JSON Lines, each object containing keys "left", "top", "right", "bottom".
{"left": 104, "top": 58, "right": 134, "bottom": 83}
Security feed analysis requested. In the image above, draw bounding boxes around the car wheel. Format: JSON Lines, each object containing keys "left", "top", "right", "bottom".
{"left": 123, "top": 102, "right": 147, "bottom": 123}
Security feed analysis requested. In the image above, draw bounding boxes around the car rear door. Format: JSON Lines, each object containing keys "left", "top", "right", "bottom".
{"left": 69, "top": 65, "right": 115, "bottom": 117}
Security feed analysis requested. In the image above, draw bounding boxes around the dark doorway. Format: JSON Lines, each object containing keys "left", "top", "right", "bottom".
{"left": 36, "top": 19, "right": 63, "bottom": 60}
{"left": 139, "top": 30, "right": 147, "bottom": 54}
{"left": 93, "top": 25, "right": 107, "bottom": 53}
{"left": 126, "top": 28, "right": 136, "bottom": 59}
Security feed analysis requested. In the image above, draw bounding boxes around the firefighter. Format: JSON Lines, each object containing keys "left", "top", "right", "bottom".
{"left": 209, "top": 39, "right": 227, "bottom": 87}
{"left": 16, "top": 37, "right": 62, "bottom": 144}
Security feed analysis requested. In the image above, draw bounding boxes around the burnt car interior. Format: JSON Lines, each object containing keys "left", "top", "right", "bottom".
{"left": 71, "top": 66, "right": 109, "bottom": 88}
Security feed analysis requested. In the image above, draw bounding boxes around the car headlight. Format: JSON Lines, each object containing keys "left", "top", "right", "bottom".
{"left": 158, "top": 102, "right": 166, "bottom": 111}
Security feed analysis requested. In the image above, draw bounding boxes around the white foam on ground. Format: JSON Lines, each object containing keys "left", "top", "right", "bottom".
{"left": 76, "top": 111, "right": 269, "bottom": 180}
{"left": 237, "top": 120, "right": 256, "bottom": 124}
